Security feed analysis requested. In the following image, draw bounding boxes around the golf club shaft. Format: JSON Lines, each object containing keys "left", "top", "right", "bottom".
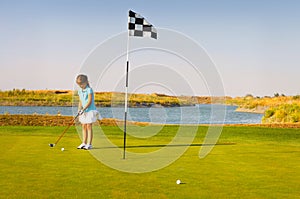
{"left": 54, "top": 113, "right": 79, "bottom": 145}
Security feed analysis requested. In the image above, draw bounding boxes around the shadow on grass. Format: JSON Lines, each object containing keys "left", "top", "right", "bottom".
{"left": 93, "top": 142, "right": 236, "bottom": 150}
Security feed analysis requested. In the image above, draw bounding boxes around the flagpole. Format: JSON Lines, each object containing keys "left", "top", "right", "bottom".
{"left": 123, "top": 26, "right": 130, "bottom": 160}
{"left": 123, "top": 10, "right": 156, "bottom": 159}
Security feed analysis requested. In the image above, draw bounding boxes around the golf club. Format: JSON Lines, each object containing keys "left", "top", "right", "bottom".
{"left": 49, "top": 112, "right": 80, "bottom": 147}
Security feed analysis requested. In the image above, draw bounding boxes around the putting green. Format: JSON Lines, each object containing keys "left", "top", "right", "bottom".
{"left": 0, "top": 125, "right": 299, "bottom": 198}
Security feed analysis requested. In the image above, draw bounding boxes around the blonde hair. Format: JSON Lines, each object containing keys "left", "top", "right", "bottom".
{"left": 76, "top": 74, "right": 90, "bottom": 87}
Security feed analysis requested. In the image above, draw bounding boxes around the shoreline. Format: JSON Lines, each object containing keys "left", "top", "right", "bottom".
{"left": 0, "top": 114, "right": 299, "bottom": 128}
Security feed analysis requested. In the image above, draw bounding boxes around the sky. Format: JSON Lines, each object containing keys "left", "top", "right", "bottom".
{"left": 1, "top": 0, "right": 300, "bottom": 97}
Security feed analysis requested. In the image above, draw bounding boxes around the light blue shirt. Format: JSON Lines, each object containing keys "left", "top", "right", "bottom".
{"left": 78, "top": 86, "right": 97, "bottom": 112}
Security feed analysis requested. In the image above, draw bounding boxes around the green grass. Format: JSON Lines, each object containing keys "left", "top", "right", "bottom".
{"left": 0, "top": 125, "right": 299, "bottom": 198}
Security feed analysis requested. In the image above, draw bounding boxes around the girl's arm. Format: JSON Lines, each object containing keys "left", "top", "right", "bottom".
{"left": 82, "top": 93, "right": 93, "bottom": 111}
{"left": 78, "top": 100, "right": 82, "bottom": 111}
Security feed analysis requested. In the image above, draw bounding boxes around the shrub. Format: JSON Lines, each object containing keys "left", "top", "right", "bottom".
{"left": 292, "top": 95, "right": 300, "bottom": 100}
{"left": 290, "top": 112, "right": 300, "bottom": 123}
{"left": 263, "top": 103, "right": 300, "bottom": 123}
{"left": 264, "top": 108, "right": 275, "bottom": 118}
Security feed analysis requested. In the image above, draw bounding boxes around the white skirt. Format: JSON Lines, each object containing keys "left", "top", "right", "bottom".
{"left": 79, "top": 110, "right": 99, "bottom": 124}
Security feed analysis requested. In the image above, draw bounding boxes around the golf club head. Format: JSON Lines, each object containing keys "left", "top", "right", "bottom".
{"left": 49, "top": 143, "right": 55, "bottom": 147}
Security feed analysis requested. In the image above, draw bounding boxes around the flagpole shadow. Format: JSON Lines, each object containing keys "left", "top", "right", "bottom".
{"left": 92, "top": 142, "right": 236, "bottom": 150}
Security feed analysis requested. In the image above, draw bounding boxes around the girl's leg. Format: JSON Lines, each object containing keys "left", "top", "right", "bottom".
{"left": 77, "top": 124, "right": 88, "bottom": 149}
{"left": 86, "top": 123, "right": 93, "bottom": 146}
{"left": 82, "top": 124, "right": 88, "bottom": 144}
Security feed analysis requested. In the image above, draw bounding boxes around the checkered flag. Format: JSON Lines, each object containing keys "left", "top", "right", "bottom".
{"left": 128, "top": 10, "right": 157, "bottom": 39}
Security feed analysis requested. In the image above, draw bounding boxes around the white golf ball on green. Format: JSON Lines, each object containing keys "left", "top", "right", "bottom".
{"left": 176, "top": 179, "right": 181, "bottom": 184}
{"left": 61, "top": 147, "right": 65, "bottom": 151}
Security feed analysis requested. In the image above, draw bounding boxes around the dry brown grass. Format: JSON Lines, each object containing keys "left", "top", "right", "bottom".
{"left": 0, "top": 115, "right": 150, "bottom": 127}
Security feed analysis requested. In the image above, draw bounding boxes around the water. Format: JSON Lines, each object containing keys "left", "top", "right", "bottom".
{"left": 0, "top": 105, "right": 263, "bottom": 124}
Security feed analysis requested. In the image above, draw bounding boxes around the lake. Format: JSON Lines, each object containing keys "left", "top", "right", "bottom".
{"left": 0, "top": 105, "right": 263, "bottom": 124}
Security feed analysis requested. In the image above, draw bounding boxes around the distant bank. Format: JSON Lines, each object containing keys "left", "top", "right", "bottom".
{"left": 1, "top": 89, "right": 300, "bottom": 124}
{"left": 0, "top": 89, "right": 228, "bottom": 107}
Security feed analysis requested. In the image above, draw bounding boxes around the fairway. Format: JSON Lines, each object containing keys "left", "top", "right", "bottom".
{"left": 0, "top": 125, "right": 299, "bottom": 198}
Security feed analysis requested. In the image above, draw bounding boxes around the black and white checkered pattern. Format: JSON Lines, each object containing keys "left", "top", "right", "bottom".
{"left": 128, "top": 10, "right": 157, "bottom": 39}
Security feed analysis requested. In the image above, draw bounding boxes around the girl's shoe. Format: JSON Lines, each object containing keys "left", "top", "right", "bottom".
{"left": 77, "top": 143, "right": 86, "bottom": 149}
{"left": 83, "top": 144, "right": 92, "bottom": 150}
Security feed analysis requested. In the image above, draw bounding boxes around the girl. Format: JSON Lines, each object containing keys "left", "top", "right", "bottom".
{"left": 76, "top": 74, "right": 98, "bottom": 150}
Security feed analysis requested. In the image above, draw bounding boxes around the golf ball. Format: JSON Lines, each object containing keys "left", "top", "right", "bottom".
{"left": 61, "top": 148, "right": 65, "bottom": 151}
{"left": 176, "top": 179, "right": 181, "bottom": 184}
